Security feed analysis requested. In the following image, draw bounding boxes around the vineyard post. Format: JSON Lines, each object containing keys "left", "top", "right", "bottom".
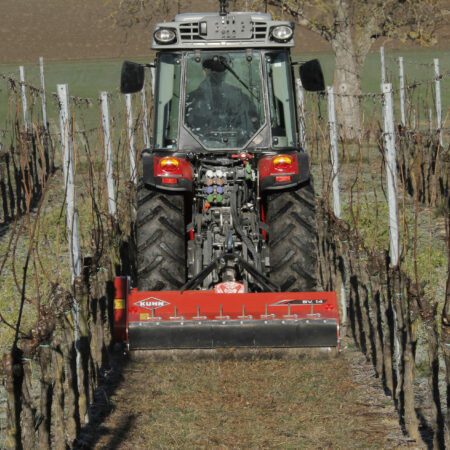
{"left": 382, "top": 83, "right": 402, "bottom": 412}
{"left": 327, "top": 86, "right": 342, "bottom": 219}
{"left": 398, "top": 57, "right": 406, "bottom": 127}
{"left": 100, "top": 92, "right": 117, "bottom": 219}
{"left": 125, "top": 93, "right": 137, "bottom": 184}
{"left": 19, "top": 66, "right": 29, "bottom": 132}
{"left": 39, "top": 57, "right": 48, "bottom": 131}
{"left": 327, "top": 85, "right": 347, "bottom": 327}
{"left": 296, "top": 78, "right": 307, "bottom": 150}
{"left": 380, "top": 46, "right": 386, "bottom": 85}
{"left": 381, "top": 83, "right": 399, "bottom": 267}
{"left": 141, "top": 86, "right": 151, "bottom": 149}
{"left": 434, "top": 58, "right": 443, "bottom": 147}
{"left": 57, "top": 84, "right": 82, "bottom": 279}
{"left": 57, "top": 83, "right": 82, "bottom": 394}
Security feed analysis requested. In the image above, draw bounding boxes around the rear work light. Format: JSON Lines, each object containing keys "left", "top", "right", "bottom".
{"left": 154, "top": 28, "right": 177, "bottom": 44}
{"left": 160, "top": 157, "right": 180, "bottom": 172}
{"left": 272, "top": 155, "right": 293, "bottom": 171}
{"left": 271, "top": 25, "right": 293, "bottom": 42}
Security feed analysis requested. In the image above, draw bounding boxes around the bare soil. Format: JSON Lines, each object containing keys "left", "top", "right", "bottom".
{"left": 1, "top": 0, "right": 448, "bottom": 64}
{"left": 0, "top": 0, "right": 325, "bottom": 64}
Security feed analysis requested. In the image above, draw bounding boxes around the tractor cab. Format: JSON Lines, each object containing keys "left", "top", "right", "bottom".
{"left": 121, "top": 8, "right": 324, "bottom": 153}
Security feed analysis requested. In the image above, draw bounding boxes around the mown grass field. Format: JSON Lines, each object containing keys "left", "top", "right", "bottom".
{"left": 80, "top": 346, "right": 404, "bottom": 449}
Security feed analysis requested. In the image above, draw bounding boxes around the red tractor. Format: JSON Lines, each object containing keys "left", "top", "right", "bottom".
{"left": 114, "top": 0, "right": 339, "bottom": 356}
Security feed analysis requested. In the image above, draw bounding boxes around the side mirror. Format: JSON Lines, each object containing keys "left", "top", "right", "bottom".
{"left": 299, "top": 59, "right": 325, "bottom": 92}
{"left": 120, "top": 61, "right": 145, "bottom": 94}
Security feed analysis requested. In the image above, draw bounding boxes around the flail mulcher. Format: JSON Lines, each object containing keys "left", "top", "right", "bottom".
{"left": 114, "top": 0, "right": 339, "bottom": 358}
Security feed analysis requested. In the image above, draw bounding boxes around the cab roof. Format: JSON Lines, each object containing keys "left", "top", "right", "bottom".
{"left": 151, "top": 11, "right": 295, "bottom": 50}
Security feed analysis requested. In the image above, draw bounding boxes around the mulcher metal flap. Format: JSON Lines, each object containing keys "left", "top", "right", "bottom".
{"left": 128, "top": 319, "right": 338, "bottom": 349}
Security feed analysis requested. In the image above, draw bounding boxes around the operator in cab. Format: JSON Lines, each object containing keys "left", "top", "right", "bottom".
{"left": 185, "top": 55, "right": 259, "bottom": 146}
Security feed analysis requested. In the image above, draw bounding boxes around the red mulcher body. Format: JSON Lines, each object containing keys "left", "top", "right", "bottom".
{"left": 115, "top": 1, "right": 339, "bottom": 355}
{"left": 114, "top": 278, "right": 339, "bottom": 351}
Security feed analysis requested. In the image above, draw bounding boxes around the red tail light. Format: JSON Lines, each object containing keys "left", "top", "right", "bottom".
{"left": 160, "top": 157, "right": 180, "bottom": 172}
{"left": 155, "top": 156, "right": 184, "bottom": 178}
{"left": 272, "top": 155, "right": 293, "bottom": 171}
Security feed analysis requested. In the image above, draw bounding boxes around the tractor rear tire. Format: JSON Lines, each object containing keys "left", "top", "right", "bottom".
{"left": 136, "top": 183, "right": 186, "bottom": 291}
{"left": 266, "top": 181, "right": 319, "bottom": 291}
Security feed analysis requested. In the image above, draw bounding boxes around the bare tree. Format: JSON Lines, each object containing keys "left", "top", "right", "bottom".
{"left": 260, "top": 0, "right": 445, "bottom": 139}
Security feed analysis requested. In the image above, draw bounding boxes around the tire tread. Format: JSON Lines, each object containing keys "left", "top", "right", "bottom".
{"left": 267, "top": 181, "right": 319, "bottom": 291}
{"left": 137, "top": 184, "right": 185, "bottom": 291}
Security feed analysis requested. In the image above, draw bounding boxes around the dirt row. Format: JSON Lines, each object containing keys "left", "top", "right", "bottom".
{"left": 2, "top": 0, "right": 449, "bottom": 64}
{"left": 0, "top": 0, "right": 328, "bottom": 64}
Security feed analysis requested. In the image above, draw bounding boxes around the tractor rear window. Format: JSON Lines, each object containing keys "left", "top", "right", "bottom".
{"left": 184, "top": 51, "right": 264, "bottom": 149}
{"left": 265, "top": 52, "right": 296, "bottom": 148}
{"left": 154, "top": 53, "right": 181, "bottom": 149}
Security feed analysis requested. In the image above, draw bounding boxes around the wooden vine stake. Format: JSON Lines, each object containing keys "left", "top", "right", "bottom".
{"left": 57, "top": 84, "right": 82, "bottom": 426}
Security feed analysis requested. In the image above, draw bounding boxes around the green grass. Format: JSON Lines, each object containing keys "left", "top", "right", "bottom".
{"left": 0, "top": 57, "right": 151, "bottom": 132}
